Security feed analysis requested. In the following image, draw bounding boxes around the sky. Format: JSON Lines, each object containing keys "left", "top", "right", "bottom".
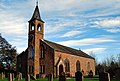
{"left": 0, "top": 0, "right": 120, "bottom": 63}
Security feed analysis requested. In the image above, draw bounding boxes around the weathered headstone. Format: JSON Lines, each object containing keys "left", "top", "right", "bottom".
{"left": 1, "top": 72, "right": 5, "bottom": 79}
{"left": 115, "top": 68, "right": 120, "bottom": 80}
{"left": 0, "top": 72, "right": 4, "bottom": 79}
{"left": 8, "top": 73, "right": 13, "bottom": 81}
{"left": 75, "top": 71, "right": 83, "bottom": 81}
{"left": 16, "top": 73, "right": 19, "bottom": 81}
{"left": 25, "top": 74, "right": 30, "bottom": 81}
{"left": 12, "top": 73, "right": 14, "bottom": 81}
{"left": 48, "top": 74, "right": 53, "bottom": 81}
{"left": 16, "top": 72, "right": 22, "bottom": 81}
{"left": 59, "top": 72, "right": 66, "bottom": 81}
{"left": 19, "top": 72, "right": 22, "bottom": 80}
{"left": 99, "top": 72, "right": 110, "bottom": 81}
{"left": 3, "top": 72, "right": 5, "bottom": 79}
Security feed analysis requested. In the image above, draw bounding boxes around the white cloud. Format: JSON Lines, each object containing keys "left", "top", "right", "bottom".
{"left": 40, "top": 0, "right": 81, "bottom": 11}
{"left": 8, "top": 37, "right": 28, "bottom": 53}
{"left": 0, "top": 12, "right": 27, "bottom": 36}
{"left": 45, "top": 18, "right": 84, "bottom": 35}
{"left": 0, "top": 0, "right": 120, "bottom": 56}
{"left": 106, "top": 29, "right": 120, "bottom": 33}
{"left": 61, "top": 30, "right": 83, "bottom": 37}
{"left": 56, "top": 37, "right": 116, "bottom": 47}
{"left": 95, "top": 19, "right": 120, "bottom": 28}
{"left": 0, "top": 5, "right": 28, "bottom": 53}
{"left": 45, "top": 24, "right": 64, "bottom": 34}
{"left": 82, "top": 48, "right": 107, "bottom": 54}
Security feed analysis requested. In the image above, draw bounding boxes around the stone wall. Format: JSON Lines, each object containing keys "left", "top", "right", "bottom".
{"left": 39, "top": 40, "right": 54, "bottom": 76}
{"left": 16, "top": 51, "right": 27, "bottom": 78}
{"left": 54, "top": 51, "right": 95, "bottom": 77}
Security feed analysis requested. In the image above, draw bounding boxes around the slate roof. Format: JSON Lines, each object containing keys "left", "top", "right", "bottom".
{"left": 43, "top": 40, "right": 95, "bottom": 59}
{"left": 29, "top": 5, "right": 44, "bottom": 22}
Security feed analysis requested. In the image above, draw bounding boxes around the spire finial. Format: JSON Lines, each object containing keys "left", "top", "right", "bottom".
{"left": 36, "top": 0, "right": 38, "bottom": 6}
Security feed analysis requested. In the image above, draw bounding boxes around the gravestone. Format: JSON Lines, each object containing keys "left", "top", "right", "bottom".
{"left": 16, "top": 72, "right": 22, "bottom": 81}
{"left": 59, "top": 72, "right": 66, "bottom": 81}
{"left": 8, "top": 73, "right": 13, "bottom": 81}
{"left": 19, "top": 72, "right": 22, "bottom": 80}
{"left": 12, "top": 73, "right": 14, "bottom": 80}
{"left": 115, "top": 68, "right": 120, "bottom": 80}
{"left": 48, "top": 74, "right": 53, "bottom": 81}
{"left": 75, "top": 71, "right": 83, "bottom": 81}
{"left": 99, "top": 72, "right": 110, "bottom": 81}
{"left": 25, "top": 74, "right": 30, "bottom": 81}
{"left": 3, "top": 72, "right": 5, "bottom": 79}
{"left": 0, "top": 72, "right": 4, "bottom": 79}
{"left": 88, "top": 70, "right": 93, "bottom": 77}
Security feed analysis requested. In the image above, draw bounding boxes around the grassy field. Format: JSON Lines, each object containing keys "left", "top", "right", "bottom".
{"left": 0, "top": 78, "right": 119, "bottom": 81}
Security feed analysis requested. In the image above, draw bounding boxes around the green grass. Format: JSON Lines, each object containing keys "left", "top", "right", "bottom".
{"left": 0, "top": 78, "right": 119, "bottom": 81}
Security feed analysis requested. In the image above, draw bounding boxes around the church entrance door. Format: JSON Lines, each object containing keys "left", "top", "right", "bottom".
{"left": 59, "top": 64, "right": 63, "bottom": 75}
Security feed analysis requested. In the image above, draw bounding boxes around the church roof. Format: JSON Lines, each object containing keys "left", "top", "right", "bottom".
{"left": 43, "top": 40, "right": 95, "bottom": 59}
{"left": 29, "top": 5, "right": 44, "bottom": 22}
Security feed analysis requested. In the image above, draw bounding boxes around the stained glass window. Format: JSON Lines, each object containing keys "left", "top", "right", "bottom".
{"left": 30, "top": 47, "right": 34, "bottom": 58}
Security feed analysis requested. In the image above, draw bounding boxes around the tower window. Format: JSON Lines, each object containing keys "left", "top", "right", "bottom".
{"left": 37, "top": 24, "right": 41, "bottom": 31}
{"left": 31, "top": 25, "right": 34, "bottom": 31}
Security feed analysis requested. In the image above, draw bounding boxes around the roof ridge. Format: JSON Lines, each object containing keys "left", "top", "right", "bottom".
{"left": 43, "top": 39, "right": 94, "bottom": 59}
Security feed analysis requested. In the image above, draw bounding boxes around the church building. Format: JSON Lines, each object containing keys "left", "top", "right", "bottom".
{"left": 17, "top": 4, "right": 95, "bottom": 78}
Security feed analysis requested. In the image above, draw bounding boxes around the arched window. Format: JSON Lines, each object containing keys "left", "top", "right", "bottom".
{"left": 30, "top": 47, "right": 34, "bottom": 58}
{"left": 40, "top": 45, "right": 45, "bottom": 58}
{"left": 87, "top": 62, "right": 91, "bottom": 72}
{"left": 64, "top": 59, "right": 70, "bottom": 72}
{"left": 31, "top": 25, "right": 34, "bottom": 31}
{"left": 37, "top": 24, "right": 41, "bottom": 31}
{"left": 76, "top": 60, "right": 81, "bottom": 71}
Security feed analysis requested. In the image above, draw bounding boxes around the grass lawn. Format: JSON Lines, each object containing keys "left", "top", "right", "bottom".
{"left": 0, "top": 78, "right": 119, "bottom": 81}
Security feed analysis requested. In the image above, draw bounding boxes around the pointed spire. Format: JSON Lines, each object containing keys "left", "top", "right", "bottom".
{"left": 30, "top": 1, "right": 44, "bottom": 22}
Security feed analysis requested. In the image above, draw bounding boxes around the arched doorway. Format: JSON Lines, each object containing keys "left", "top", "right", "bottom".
{"left": 59, "top": 64, "right": 63, "bottom": 75}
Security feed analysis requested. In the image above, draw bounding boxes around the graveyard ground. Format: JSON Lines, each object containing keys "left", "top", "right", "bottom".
{"left": 0, "top": 77, "right": 119, "bottom": 81}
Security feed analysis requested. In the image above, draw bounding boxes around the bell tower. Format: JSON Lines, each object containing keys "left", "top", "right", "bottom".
{"left": 28, "top": 3, "right": 44, "bottom": 45}
{"left": 28, "top": 3, "right": 44, "bottom": 78}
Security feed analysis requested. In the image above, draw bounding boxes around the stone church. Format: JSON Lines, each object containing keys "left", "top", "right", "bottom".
{"left": 17, "top": 4, "right": 95, "bottom": 78}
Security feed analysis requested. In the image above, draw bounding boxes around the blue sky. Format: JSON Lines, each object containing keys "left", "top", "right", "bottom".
{"left": 0, "top": 0, "right": 120, "bottom": 63}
